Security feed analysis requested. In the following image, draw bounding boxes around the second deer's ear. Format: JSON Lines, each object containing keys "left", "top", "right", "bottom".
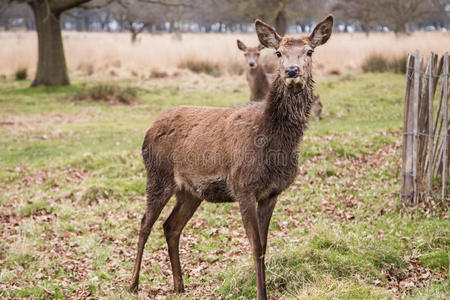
{"left": 257, "top": 44, "right": 265, "bottom": 51}
{"left": 237, "top": 40, "right": 247, "bottom": 51}
{"left": 309, "top": 15, "right": 334, "bottom": 48}
{"left": 255, "top": 19, "right": 281, "bottom": 49}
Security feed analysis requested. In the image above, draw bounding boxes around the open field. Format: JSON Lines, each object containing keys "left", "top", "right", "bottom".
{"left": 0, "top": 72, "right": 448, "bottom": 299}
{"left": 0, "top": 31, "right": 449, "bottom": 78}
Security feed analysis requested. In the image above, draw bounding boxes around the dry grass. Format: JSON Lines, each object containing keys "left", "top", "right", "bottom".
{"left": 0, "top": 31, "right": 449, "bottom": 78}
{"left": 361, "top": 53, "right": 408, "bottom": 73}
{"left": 69, "top": 84, "right": 140, "bottom": 104}
{"left": 178, "top": 57, "right": 222, "bottom": 76}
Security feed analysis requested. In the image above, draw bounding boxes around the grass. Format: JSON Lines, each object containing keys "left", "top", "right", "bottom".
{"left": 68, "top": 84, "right": 141, "bottom": 104}
{"left": 0, "top": 73, "right": 448, "bottom": 299}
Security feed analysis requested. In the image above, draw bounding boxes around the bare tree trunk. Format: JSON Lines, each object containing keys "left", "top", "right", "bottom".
{"left": 275, "top": 9, "right": 286, "bottom": 36}
{"left": 29, "top": 1, "right": 69, "bottom": 86}
{"left": 26, "top": 18, "right": 35, "bottom": 31}
{"left": 75, "top": 16, "right": 83, "bottom": 31}
{"left": 131, "top": 30, "right": 138, "bottom": 43}
{"left": 363, "top": 23, "right": 370, "bottom": 37}
{"left": 84, "top": 15, "right": 90, "bottom": 31}
{"left": 3, "top": 17, "right": 9, "bottom": 31}
{"left": 394, "top": 21, "right": 409, "bottom": 35}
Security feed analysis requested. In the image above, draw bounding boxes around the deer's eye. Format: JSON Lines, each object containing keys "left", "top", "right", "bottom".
{"left": 275, "top": 51, "right": 281, "bottom": 58}
{"left": 307, "top": 50, "right": 313, "bottom": 56}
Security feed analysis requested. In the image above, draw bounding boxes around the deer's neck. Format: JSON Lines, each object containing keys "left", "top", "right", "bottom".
{"left": 248, "top": 65, "right": 266, "bottom": 77}
{"left": 248, "top": 66, "right": 269, "bottom": 101}
{"left": 262, "top": 74, "right": 313, "bottom": 147}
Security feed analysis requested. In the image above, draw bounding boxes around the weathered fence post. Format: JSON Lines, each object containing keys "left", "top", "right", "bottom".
{"left": 413, "top": 52, "right": 423, "bottom": 204}
{"left": 401, "top": 54, "right": 415, "bottom": 204}
{"left": 442, "top": 52, "right": 448, "bottom": 199}
{"left": 426, "top": 53, "right": 435, "bottom": 194}
{"left": 401, "top": 51, "right": 449, "bottom": 204}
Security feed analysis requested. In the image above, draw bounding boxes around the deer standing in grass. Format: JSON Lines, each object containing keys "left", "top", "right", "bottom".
{"left": 129, "top": 15, "right": 334, "bottom": 300}
{"left": 237, "top": 40, "right": 324, "bottom": 120}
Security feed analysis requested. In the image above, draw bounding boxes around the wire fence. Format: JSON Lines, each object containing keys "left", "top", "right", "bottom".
{"left": 401, "top": 51, "right": 449, "bottom": 205}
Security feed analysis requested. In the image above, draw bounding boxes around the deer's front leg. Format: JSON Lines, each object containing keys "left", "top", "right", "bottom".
{"left": 238, "top": 195, "right": 267, "bottom": 300}
{"left": 257, "top": 197, "right": 277, "bottom": 256}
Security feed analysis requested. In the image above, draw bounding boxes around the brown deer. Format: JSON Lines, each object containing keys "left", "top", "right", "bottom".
{"left": 129, "top": 15, "right": 334, "bottom": 300}
{"left": 236, "top": 40, "right": 275, "bottom": 102}
{"left": 237, "top": 39, "right": 324, "bottom": 120}
{"left": 312, "top": 94, "right": 323, "bottom": 120}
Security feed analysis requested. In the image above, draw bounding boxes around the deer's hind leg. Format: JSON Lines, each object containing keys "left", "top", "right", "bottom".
{"left": 129, "top": 176, "right": 175, "bottom": 292}
{"left": 163, "top": 189, "right": 202, "bottom": 293}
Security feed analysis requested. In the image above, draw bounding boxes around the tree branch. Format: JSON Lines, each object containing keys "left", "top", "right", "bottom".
{"left": 63, "top": 10, "right": 83, "bottom": 19}
{"left": 0, "top": 4, "right": 8, "bottom": 16}
{"left": 138, "top": 0, "right": 196, "bottom": 8}
{"left": 51, "top": 0, "right": 92, "bottom": 13}
{"left": 80, "top": 0, "right": 121, "bottom": 9}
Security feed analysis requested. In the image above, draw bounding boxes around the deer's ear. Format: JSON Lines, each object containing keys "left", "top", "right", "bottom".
{"left": 309, "top": 15, "right": 334, "bottom": 48}
{"left": 255, "top": 19, "right": 281, "bottom": 49}
{"left": 237, "top": 40, "right": 247, "bottom": 51}
{"left": 257, "top": 44, "right": 265, "bottom": 51}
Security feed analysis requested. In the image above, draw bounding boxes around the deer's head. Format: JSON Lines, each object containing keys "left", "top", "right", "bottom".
{"left": 255, "top": 15, "right": 334, "bottom": 88}
{"left": 237, "top": 40, "right": 265, "bottom": 70}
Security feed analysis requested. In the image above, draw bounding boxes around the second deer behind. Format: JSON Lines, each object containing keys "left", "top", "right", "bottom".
{"left": 237, "top": 40, "right": 275, "bottom": 102}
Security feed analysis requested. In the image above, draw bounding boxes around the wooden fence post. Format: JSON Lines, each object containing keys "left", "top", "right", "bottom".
{"left": 401, "top": 54, "right": 415, "bottom": 204}
{"left": 418, "top": 53, "right": 432, "bottom": 195}
{"left": 401, "top": 51, "right": 448, "bottom": 203}
{"left": 412, "top": 51, "right": 422, "bottom": 204}
{"left": 426, "top": 53, "right": 434, "bottom": 194}
{"left": 442, "top": 52, "right": 448, "bottom": 199}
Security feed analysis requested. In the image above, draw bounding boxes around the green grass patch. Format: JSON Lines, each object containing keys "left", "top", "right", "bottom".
{"left": 0, "top": 74, "right": 448, "bottom": 299}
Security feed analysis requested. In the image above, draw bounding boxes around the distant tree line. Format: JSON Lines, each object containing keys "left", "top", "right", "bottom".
{"left": 2, "top": 0, "right": 449, "bottom": 36}
{"left": 0, "top": 0, "right": 448, "bottom": 87}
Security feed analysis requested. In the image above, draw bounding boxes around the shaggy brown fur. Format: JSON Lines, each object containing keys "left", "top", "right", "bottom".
{"left": 129, "top": 15, "right": 334, "bottom": 300}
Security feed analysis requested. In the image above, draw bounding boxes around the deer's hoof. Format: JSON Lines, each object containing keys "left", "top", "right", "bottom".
{"left": 128, "top": 283, "right": 139, "bottom": 293}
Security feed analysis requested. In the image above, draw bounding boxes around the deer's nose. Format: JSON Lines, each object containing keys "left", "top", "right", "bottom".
{"left": 249, "top": 62, "right": 255, "bottom": 67}
{"left": 285, "top": 66, "right": 300, "bottom": 78}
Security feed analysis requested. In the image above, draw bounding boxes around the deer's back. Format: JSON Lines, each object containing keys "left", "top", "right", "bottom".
{"left": 142, "top": 103, "right": 269, "bottom": 200}
{"left": 144, "top": 104, "right": 261, "bottom": 152}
